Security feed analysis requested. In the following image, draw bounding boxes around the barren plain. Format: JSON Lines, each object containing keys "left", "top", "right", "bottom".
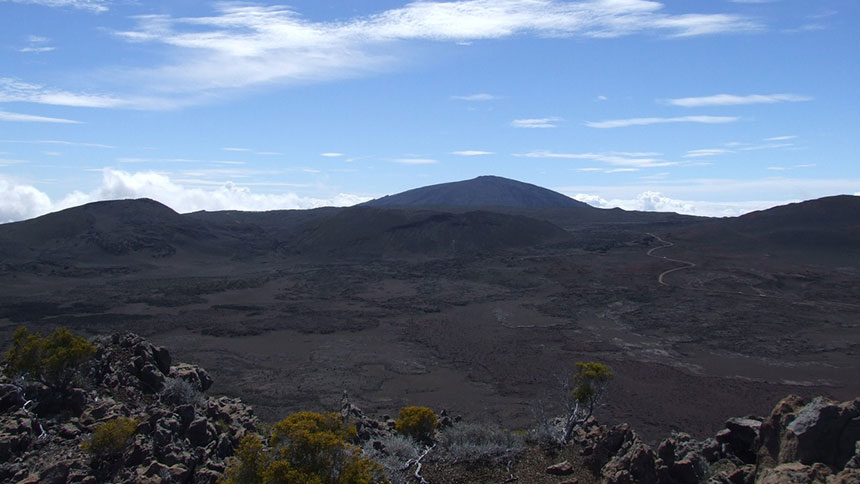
{"left": 1, "top": 194, "right": 857, "bottom": 443}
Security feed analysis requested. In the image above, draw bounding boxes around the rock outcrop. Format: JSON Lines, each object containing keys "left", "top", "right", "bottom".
{"left": 574, "top": 395, "right": 859, "bottom": 484}
{"left": 0, "top": 333, "right": 257, "bottom": 483}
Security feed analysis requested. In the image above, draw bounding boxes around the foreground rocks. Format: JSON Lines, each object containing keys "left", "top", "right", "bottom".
{"left": 574, "top": 395, "right": 859, "bottom": 484}
{"left": 0, "top": 333, "right": 257, "bottom": 483}
{"left": 1, "top": 330, "right": 857, "bottom": 484}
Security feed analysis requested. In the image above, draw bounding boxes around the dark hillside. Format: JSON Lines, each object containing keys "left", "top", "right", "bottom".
{"left": 285, "top": 206, "right": 571, "bottom": 258}
{"left": 0, "top": 198, "right": 217, "bottom": 261}
{"left": 675, "top": 195, "right": 860, "bottom": 254}
{"left": 364, "top": 175, "right": 590, "bottom": 208}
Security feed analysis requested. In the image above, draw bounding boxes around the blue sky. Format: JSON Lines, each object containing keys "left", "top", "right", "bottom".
{"left": 0, "top": 0, "right": 858, "bottom": 221}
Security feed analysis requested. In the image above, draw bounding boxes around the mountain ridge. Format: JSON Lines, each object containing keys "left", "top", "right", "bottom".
{"left": 363, "top": 175, "right": 590, "bottom": 209}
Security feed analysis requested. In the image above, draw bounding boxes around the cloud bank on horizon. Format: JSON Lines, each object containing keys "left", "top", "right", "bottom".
{"left": 0, "top": 0, "right": 857, "bottom": 220}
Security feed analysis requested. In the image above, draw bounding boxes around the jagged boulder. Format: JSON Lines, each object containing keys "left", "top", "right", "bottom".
{"left": 755, "top": 462, "right": 832, "bottom": 484}
{"left": 580, "top": 422, "right": 659, "bottom": 484}
{"left": 716, "top": 417, "right": 761, "bottom": 464}
{"left": 584, "top": 423, "right": 635, "bottom": 473}
{"left": 547, "top": 460, "right": 575, "bottom": 475}
{"left": 0, "top": 332, "right": 258, "bottom": 483}
{"left": 756, "top": 395, "right": 806, "bottom": 470}
{"left": 756, "top": 396, "right": 860, "bottom": 471}
{"left": 0, "top": 384, "right": 25, "bottom": 413}
{"left": 656, "top": 432, "right": 710, "bottom": 484}
{"left": 171, "top": 362, "right": 214, "bottom": 393}
{"left": 602, "top": 438, "right": 657, "bottom": 484}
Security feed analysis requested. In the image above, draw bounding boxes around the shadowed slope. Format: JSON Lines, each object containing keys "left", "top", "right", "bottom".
{"left": 286, "top": 206, "right": 571, "bottom": 258}
{"left": 364, "top": 175, "right": 590, "bottom": 209}
{"left": 0, "top": 198, "right": 216, "bottom": 261}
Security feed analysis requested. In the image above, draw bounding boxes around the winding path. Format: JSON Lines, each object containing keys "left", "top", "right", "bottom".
{"left": 645, "top": 233, "right": 697, "bottom": 286}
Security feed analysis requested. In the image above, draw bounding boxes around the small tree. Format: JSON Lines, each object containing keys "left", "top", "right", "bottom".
{"left": 4, "top": 326, "right": 96, "bottom": 394}
{"left": 82, "top": 417, "right": 139, "bottom": 456}
{"left": 395, "top": 406, "right": 437, "bottom": 443}
{"left": 560, "top": 361, "right": 613, "bottom": 444}
{"left": 219, "top": 411, "right": 388, "bottom": 484}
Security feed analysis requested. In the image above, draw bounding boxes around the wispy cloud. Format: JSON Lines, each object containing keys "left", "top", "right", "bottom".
{"left": 104, "top": 2, "right": 759, "bottom": 101}
{"left": 684, "top": 148, "right": 732, "bottom": 158}
{"left": 0, "top": 77, "right": 155, "bottom": 109}
{"left": 515, "top": 150, "right": 674, "bottom": 168}
{"left": 0, "top": 109, "right": 80, "bottom": 123}
{"left": 19, "top": 35, "right": 55, "bottom": 53}
{"left": 665, "top": 93, "right": 812, "bottom": 107}
{"left": 392, "top": 158, "right": 437, "bottom": 165}
{"left": 0, "top": 139, "right": 114, "bottom": 148}
{"left": 222, "top": 147, "right": 252, "bottom": 152}
{"left": 321, "top": 152, "right": 345, "bottom": 157}
{"left": 451, "top": 150, "right": 493, "bottom": 156}
{"left": 116, "top": 157, "right": 246, "bottom": 165}
{"left": 587, "top": 115, "right": 738, "bottom": 129}
{"left": 450, "top": 93, "right": 497, "bottom": 101}
{"left": 738, "top": 142, "right": 793, "bottom": 151}
{"left": 511, "top": 117, "right": 562, "bottom": 128}
{"left": 2, "top": 0, "right": 109, "bottom": 12}
{"left": 765, "top": 135, "right": 796, "bottom": 141}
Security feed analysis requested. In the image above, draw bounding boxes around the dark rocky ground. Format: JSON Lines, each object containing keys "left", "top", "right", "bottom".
{"left": 1, "top": 332, "right": 857, "bottom": 483}
{"left": 0, "top": 218, "right": 857, "bottom": 444}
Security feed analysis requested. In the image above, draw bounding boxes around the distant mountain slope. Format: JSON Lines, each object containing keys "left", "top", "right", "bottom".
{"left": 286, "top": 206, "right": 571, "bottom": 258}
{"left": 0, "top": 198, "right": 216, "bottom": 261}
{"left": 674, "top": 195, "right": 860, "bottom": 259}
{"left": 363, "top": 175, "right": 589, "bottom": 209}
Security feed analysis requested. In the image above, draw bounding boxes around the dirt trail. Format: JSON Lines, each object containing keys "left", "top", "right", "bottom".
{"left": 645, "top": 233, "right": 696, "bottom": 286}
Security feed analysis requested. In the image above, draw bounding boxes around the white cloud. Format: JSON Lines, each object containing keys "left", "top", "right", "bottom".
{"left": 2, "top": 0, "right": 109, "bottom": 12}
{"left": 572, "top": 191, "right": 786, "bottom": 217}
{"left": 450, "top": 93, "right": 497, "bottom": 101}
{"left": 19, "top": 35, "right": 55, "bottom": 52}
{"left": 684, "top": 148, "right": 732, "bottom": 158}
{"left": 765, "top": 135, "right": 796, "bottom": 141}
{"left": 0, "top": 139, "right": 115, "bottom": 148}
{"left": 0, "top": 169, "right": 369, "bottom": 223}
{"left": 451, "top": 150, "right": 493, "bottom": 156}
{"left": 0, "top": 109, "right": 80, "bottom": 123}
{"left": 738, "top": 142, "right": 793, "bottom": 151}
{"left": 515, "top": 150, "right": 674, "bottom": 168}
{"left": 3, "top": 2, "right": 762, "bottom": 110}
{"left": 586, "top": 115, "right": 738, "bottom": 128}
{"left": 0, "top": 178, "right": 55, "bottom": 222}
{"left": 321, "top": 152, "right": 345, "bottom": 157}
{"left": 511, "top": 117, "right": 562, "bottom": 128}
{"left": 0, "top": 77, "right": 170, "bottom": 109}
{"left": 666, "top": 93, "right": 812, "bottom": 107}
{"left": 392, "top": 158, "right": 437, "bottom": 164}
{"left": 222, "top": 147, "right": 252, "bottom": 152}
{"left": 104, "top": 2, "right": 758, "bottom": 100}
{"left": 606, "top": 168, "right": 639, "bottom": 173}
{"left": 557, "top": 177, "right": 860, "bottom": 214}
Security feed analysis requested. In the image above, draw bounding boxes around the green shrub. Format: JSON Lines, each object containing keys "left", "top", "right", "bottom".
{"left": 219, "top": 411, "right": 388, "bottom": 484}
{"left": 395, "top": 406, "right": 437, "bottom": 442}
{"left": 220, "top": 434, "right": 267, "bottom": 484}
{"left": 572, "top": 361, "right": 613, "bottom": 409}
{"left": 82, "top": 417, "right": 139, "bottom": 456}
{"left": 4, "top": 326, "right": 96, "bottom": 393}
